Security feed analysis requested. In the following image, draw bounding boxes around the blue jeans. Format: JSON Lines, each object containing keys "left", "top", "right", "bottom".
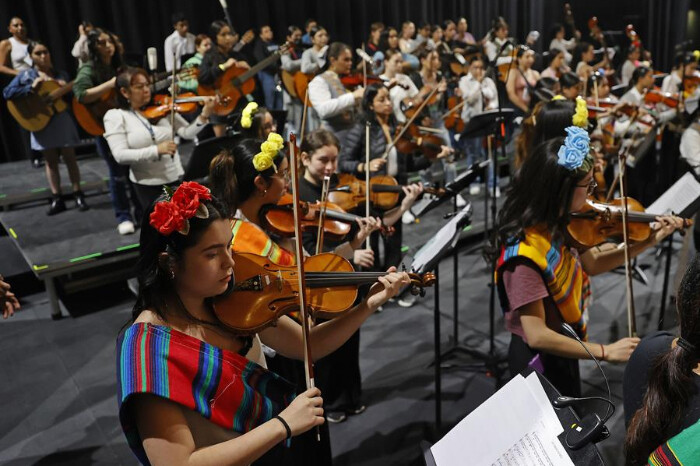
{"left": 462, "top": 137, "right": 496, "bottom": 188}
{"left": 258, "top": 71, "right": 283, "bottom": 111}
{"left": 95, "top": 136, "right": 138, "bottom": 224}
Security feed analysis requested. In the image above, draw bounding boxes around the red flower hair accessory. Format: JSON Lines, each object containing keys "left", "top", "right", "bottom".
{"left": 149, "top": 182, "right": 212, "bottom": 236}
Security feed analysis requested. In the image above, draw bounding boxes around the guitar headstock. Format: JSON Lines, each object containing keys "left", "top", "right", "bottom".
{"left": 241, "top": 29, "right": 255, "bottom": 45}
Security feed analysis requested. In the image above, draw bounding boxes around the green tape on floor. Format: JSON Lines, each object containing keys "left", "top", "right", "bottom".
{"left": 30, "top": 187, "right": 48, "bottom": 193}
{"left": 33, "top": 264, "right": 48, "bottom": 271}
{"left": 0, "top": 194, "right": 6, "bottom": 199}
{"left": 116, "top": 243, "right": 139, "bottom": 252}
{"left": 401, "top": 246, "right": 409, "bottom": 253}
{"left": 9, "top": 228, "right": 17, "bottom": 239}
{"left": 70, "top": 252, "right": 102, "bottom": 263}
{"left": 462, "top": 225, "right": 472, "bottom": 232}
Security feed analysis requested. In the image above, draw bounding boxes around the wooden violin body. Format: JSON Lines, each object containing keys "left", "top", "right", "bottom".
{"left": 329, "top": 173, "right": 446, "bottom": 211}
{"left": 263, "top": 193, "right": 352, "bottom": 239}
{"left": 213, "top": 252, "right": 436, "bottom": 333}
{"left": 568, "top": 198, "right": 652, "bottom": 248}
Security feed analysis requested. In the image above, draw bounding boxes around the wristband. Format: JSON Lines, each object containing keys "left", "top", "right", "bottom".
{"left": 599, "top": 344, "right": 605, "bottom": 361}
{"left": 275, "top": 415, "right": 292, "bottom": 440}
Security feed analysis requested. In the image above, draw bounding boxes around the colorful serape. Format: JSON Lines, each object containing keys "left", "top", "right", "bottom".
{"left": 117, "top": 323, "right": 295, "bottom": 465}
{"left": 495, "top": 226, "right": 590, "bottom": 339}
{"left": 648, "top": 420, "right": 700, "bottom": 466}
{"left": 230, "top": 218, "right": 296, "bottom": 266}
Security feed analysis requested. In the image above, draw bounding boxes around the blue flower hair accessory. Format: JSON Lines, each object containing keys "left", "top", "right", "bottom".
{"left": 557, "top": 126, "right": 593, "bottom": 173}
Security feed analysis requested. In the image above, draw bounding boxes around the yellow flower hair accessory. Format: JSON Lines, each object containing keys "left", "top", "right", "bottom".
{"left": 694, "top": 50, "right": 700, "bottom": 61}
{"left": 240, "top": 101, "right": 259, "bottom": 129}
{"left": 252, "top": 132, "right": 285, "bottom": 173}
{"left": 551, "top": 94, "right": 566, "bottom": 101}
{"left": 572, "top": 96, "right": 589, "bottom": 128}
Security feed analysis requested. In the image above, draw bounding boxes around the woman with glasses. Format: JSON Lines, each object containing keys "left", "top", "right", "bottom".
{"left": 103, "top": 67, "right": 216, "bottom": 211}
{"left": 495, "top": 126, "right": 683, "bottom": 397}
{"left": 3, "top": 40, "right": 86, "bottom": 215}
{"left": 74, "top": 28, "right": 140, "bottom": 234}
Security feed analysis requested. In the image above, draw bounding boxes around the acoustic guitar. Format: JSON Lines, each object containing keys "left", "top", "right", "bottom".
{"left": 7, "top": 80, "right": 73, "bottom": 132}
{"left": 197, "top": 42, "right": 291, "bottom": 115}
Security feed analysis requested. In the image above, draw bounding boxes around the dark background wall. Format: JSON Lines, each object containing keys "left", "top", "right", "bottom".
{"left": 0, "top": 0, "right": 691, "bottom": 163}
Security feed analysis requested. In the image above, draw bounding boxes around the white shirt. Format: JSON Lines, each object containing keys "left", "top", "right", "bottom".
{"left": 680, "top": 124, "right": 700, "bottom": 175}
{"left": 380, "top": 73, "right": 419, "bottom": 123}
{"left": 307, "top": 71, "right": 355, "bottom": 121}
{"left": 549, "top": 38, "right": 576, "bottom": 64}
{"left": 71, "top": 34, "right": 89, "bottom": 65}
{"left": 458, "top": 74, "right": 498, "bottom": 122}
{"left": 103, "top": 109, "right": 205, "bottom": 185}
{"left": 484, "top": 37, "right": 513, "bottom": 62}
{"left": 621, "top": 86, "right": 676, "bottom": 125}
{"left": 300, "top": 46, "right": 327, "bottom": 74}
{"left": 8, "top": 37, "right": 31, "bottom": 71}
{"left": 164, "top": 30, "right": 195, "bottom": 71}
{"left": 621, "top": 60, "right": 637, "bottom": 86}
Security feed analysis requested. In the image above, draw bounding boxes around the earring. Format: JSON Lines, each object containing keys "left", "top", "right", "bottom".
{"left": 260, "top": 189, "right": 267, "bottom": 197}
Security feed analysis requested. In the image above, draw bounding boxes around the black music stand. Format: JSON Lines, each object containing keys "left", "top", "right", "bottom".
{"left": 183, "top": 134, "right": 242, "bottom": 182}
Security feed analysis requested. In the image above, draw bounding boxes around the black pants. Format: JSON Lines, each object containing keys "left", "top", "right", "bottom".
{"left": 132, "top": 181, "right": 179, "bottom": 221}
{"left": 508, "top": 333, "right": 581, "bottom": 397}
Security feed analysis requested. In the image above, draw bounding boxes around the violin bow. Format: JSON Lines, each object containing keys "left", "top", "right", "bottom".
{"left": 383, "top": 85, "right": 440, "bottom": 159}
{"left": 315, "top": 175, "right": 331, "bottom": 255}
{"left": 300, "top": 88, "right": 310, "bottom": 144}
{"left": 362, "top": 44, "right": 371, "bottom": 248}
{"left": 288, "top": 133, "right": 321, "bottom": 440}
{"left": 617, "top": 144, "right": 638, "bottom": 338}
{"left": 169, "top": 50, "right": 177, "bottom": 160}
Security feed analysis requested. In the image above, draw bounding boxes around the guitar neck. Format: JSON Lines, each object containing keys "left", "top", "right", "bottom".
{"left": 232, "top": 46, "right": 286, "bottom": 86}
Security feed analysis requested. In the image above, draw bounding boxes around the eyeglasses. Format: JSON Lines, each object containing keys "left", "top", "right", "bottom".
{"left": 273, "top": 168, "right": 291, "bottom": 183}
{"left": 576, "top": 178, "right": 598, "bottom": 195}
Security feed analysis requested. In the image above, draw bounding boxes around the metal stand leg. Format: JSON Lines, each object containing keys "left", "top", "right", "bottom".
{"left": 44, "top": 277, "right": 63, "bottom": 320}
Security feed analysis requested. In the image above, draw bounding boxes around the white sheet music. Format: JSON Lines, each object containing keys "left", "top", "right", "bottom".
{"left": 647, "top": 172, "right": 700, "bottom": 217}
{"left": 431, "top": 374, "right": 574, "bottom": 466}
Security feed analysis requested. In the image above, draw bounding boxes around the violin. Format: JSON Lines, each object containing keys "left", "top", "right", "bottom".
{"left": 394, "top": 124, "right": 446, "bottom": 160}
{"left": 329, "top": 173, "right": 446, "bottom": 211}
{"left": 142, "top": 93, "right": 220, "bottom": 120}
{"left": 212, "top": 252, "right": 435, "bottom": 333}
{"left": 262, "top": 193, "right": 394, "bottom": 238}
{"left": 567, "top": 197, "right": 693, "bottom": 248}
{"left": 340, "top": 73, "right": 384, "bottom": 89}
{"left": 644, "top": 89, "right": 680, "bottom": 108}
{"left": 586, "top": 99, "right": 637, "bottom": 119}
{"left": 443, "top": 96, "right": 465, "bottom": 133}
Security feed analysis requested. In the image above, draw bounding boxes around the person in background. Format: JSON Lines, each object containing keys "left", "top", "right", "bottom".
{"left": 484, "top": 18, "right": 513, "bottom": 63}
{"left": 280, "top": 26, "right": 303, "bottom": 138}
{"left": 366, "top": 22, "right": 384, "bottom": 54}
{"left": 506, "top": 46, "right": 540, "bottom": 115}
{"left": 624, "top": 255, "right": 700, "bottom": 465}
{"left": 548, "top": 23, "right": 579, "bottom": 65}
{"left": 179, "top": 34, "right": 212, "bottom": 93}
{"left": 301, "top": 18, "right": 317, "bottom": 47}
{"left": 540, "top": 49, "right": 569, "bottom": 80}
{"left": 253, "top": 25, "right": 282, "bottom": 111}
{"left": 3, "top": 40, "right": 88, "bottom": 215}
{"left": 620, "top": 45, "right": 641, "bottom": 87}
{"left": 455, "top": 17, "right": 476, "bottom": 45}
{"left": 300, "top": 25, "right": 328, "bottom": 74}
{"left": 0, "top": 16, "right": 31, "bottom": 76}
{"left": 559, "top": 71, "right": 583, "bottom": 101}
{"left": 71, "top": 20, "right": 93, "bottom": 65}
{"left": 164, "top": 12, "right": 195, "bottom": 72}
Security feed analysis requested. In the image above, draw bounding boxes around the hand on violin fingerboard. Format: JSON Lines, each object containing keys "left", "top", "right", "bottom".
{"left": 365, "top": 267, "right": 411, "bottom": 311}
{"left": 351, "top": 216, "right": 382, "bottom": 246}
{"left": 651, "top": 215, "right": 686, "bottom": 243}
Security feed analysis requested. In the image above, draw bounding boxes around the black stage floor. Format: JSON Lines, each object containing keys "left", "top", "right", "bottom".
{"left": 0, "top": 181, "right": 690, "bottom": 465}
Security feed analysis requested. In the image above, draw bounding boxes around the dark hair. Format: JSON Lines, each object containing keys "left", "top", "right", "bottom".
{"left": 517, "top": 45, "right": 532, "bottom": 59}
{"left": 560, "top": 71, "right": 581, "bottom": 90}
{"left": 171, "top": 12, "right": 187, "bottom": 26}
{"left": 209, "top": 20, "right": 231, "bottom": 44}
{"left": 673, "top": 51, "right": 696, "bottom": 69}
{"left": 131, "top": 187, "right": 230, "bottom": 326}
{"left": 328, "top": 42, "right": 351, "bottom": 61}
{"left": 87, "top": 28, "right": 122, "bottom": 68}
{"left": 287, "top": 25, "right": 301, "bottom": 37}
{"left": 300, "top": 128, "right": 340, "bottom": 155}
{"left": 630, "top": 65, "right": 652, "bottom": 88}
{"left": 370, "top": 22, "right": 385, "bottom": 34}
{"left": 586, "top": 72, "right": 607, "bottom": 98}
{"left": 625, "top": 255, "right": 700, "bottom": 465}
{"left": 534, "top": 76, "right": 559, "bottom": 102}
{"left": 27, "top": 40, "right": 47, "bottom": 57}
{"left": 550, "top": 23, "right": 565, "bottom": 41}
{"left": 378, "top": 28, "right": 398, "bottom": 53}
{"left": 209, "top": 139, "right": 285, "bottom": 214}
{"left": 442, "top": 20, "right": 455, "bottom": 30}
{"left": 258, "top": 24, "right": 271, "bottom": 35}
{"left": 304, "top": 18, "right": 317, "bottom": 29}
{"left": 572, "top": 41, "right": 592, "bottom": 68}
{"left": 361, "top": 82, "right": 395, "bottom": 125}
{"left": 627, "top": 44, "right": 640, "bottom": 57}
{"left": 308, "top": 25, "right": 326, "bottom": 42}
{"left": 384, "top": 47, "right": 401, "bottom": 63}
{"left": 491, "top": 16, "right": 508, "bottom": 35}
{"left": 515, "top": 99, "right": 576, "bottom": 166}
{"left": 238, "top": 105, "right": 271, "bottom": 139}
{"left": 115, "top": 67, "right": 150, "bottom": 108}
{"left": 546, "top": 49, "right": 564, "bottom": 68}
{"left": 497, "top": 137, "right": 588, "bottom": 246}
{"left": 194, "top": 33, "right": 210, "bottom": 48}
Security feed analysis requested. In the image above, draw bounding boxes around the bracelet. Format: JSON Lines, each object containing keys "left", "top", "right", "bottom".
{"left": 599, "top": 343, "right": 605, "bottom": 361}
{"left": 274, "top": 415, "right": 292, "bottom": 440}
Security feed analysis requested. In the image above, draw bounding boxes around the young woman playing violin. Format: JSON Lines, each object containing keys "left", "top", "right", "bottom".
{"left": 495, "top": 126, "right": 684, "bottom": 397}
{"left": 117, "top": 181, "right": 409, "bottom": 465}
{"left": 198, "top": 20, "right": 251, "bottom": 138}
{"left": 237, "top": 101, "right": 277, "bottom": 140}
{"left": 104, "top": 67, "right": 216, "bottom": 210}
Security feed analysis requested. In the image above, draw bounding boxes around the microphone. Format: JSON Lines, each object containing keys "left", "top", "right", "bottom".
{"left": 218, "top": 0, "right": 228, "bottom": 8}
{"left": 497, "top": 39, "right": 515, "bottom": 56}
{"left": 146, "top": 47, "right": 158, "bottom": 72}
{"left": 557, "top": 323, "right": 614, "bottom": 449}
{"left": 356, "top": 48, "right": 373, "bottom": 65}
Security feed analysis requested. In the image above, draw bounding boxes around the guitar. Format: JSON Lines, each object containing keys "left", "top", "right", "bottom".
{"left": 7, "top": 79, "right": 73, "bottom": 132}
{"left": 198, "top": 42, "right": 291, "bottom": 115}
{"left": 72, "top": 68, "right": 197, "bottom": 136}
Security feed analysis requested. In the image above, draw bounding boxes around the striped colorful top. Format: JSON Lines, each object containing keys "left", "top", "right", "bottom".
{"left": 495, "top": 226, "right": 590, "bottom": 339}
{"left": 648, "top": 420, "right": 700, "bottom": 466}
{"left": 230, "top": 218, "right": 296, "bottom": 266}
{"left": 116, "top": 323, "right": 296, "bottom": 465}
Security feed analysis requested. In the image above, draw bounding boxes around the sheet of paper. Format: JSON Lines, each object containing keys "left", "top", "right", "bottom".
{"left": 647, "top": 172, "right": 700, "bottom": 217}
{"left": 431, "top": 374, "right": 574, "bottom": 466}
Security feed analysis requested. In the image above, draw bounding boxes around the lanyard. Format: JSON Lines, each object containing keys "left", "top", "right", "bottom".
{"left": 131, "top": 110, "right": 156, "bottom": 144}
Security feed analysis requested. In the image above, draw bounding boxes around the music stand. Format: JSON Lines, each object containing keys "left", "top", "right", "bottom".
{"left": 183, "top": 134, "right": 242, "bottom": 182}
